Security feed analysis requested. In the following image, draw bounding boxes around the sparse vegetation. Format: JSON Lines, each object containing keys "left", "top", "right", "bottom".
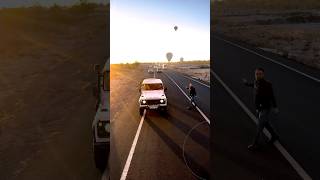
{"left": 113, "top": 61, "right": 142, "bottom": 69}
{"left": 175, "top": 60, "right": 210, "bottom": 65}
{"left": 213, "top": 0, "right": 320, "bottom": 13}
{"left": 0, "top": 2, "right": 107, "bottom": 17}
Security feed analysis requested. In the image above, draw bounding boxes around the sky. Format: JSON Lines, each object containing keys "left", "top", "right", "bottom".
{"left": 0, "top": 0, "right": 108, "bottom": 8}
{"left": 111, "top": 0, "right": 210, "bottom": 63}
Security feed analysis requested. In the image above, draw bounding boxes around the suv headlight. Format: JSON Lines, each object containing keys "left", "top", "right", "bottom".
{"left": 97, "top": 121, "right": 109, "bottom": 138}
{"left": 160, "top": 99, "right": 165, "bottom": 104}
{"left": 141, "top": 100, "right": 147, "bottom": 104}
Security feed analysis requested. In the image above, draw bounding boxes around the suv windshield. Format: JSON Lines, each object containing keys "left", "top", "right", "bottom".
{"left": 142, "top": 83, "right": 163, "bottom": 90}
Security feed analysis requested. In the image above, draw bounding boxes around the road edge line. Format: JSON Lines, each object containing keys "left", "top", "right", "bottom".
{"left": 164, "top": 72, "right": 210, "bottom": 125}
{"left": 212, "top": 70, "right": 312, "bottom": 180}
{"left": 101, "top": 167, "right": 109, "bottom": 180}
{"left": 120, "top": 109, "right": 146, "bottom": 180}
{"left": 170, "top": 70, "right": 210, "bottom": 88}
{"left": 181, "top": 73, "right": 210, "bottom": 88}
{"left": 213, "top": 35, "right": 320, "bottom": 83}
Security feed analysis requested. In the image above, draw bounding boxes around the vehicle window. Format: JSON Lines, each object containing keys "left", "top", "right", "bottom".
{"left": 142, "top": 83, "right": 163, "bottom": 90}
{"left": 103, "top": 71, "right": 110, "bottom": 91}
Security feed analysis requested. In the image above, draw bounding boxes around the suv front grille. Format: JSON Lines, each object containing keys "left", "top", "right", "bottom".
{"left": 146, "top": 99, "right": 160, "bottom": 105}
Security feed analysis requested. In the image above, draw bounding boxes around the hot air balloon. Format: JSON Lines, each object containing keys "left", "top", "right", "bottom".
{"left": 180, "top": 57, "right": 184, "bottom": 62}
{"left": 174, "top": 25, "right": 178, "bottom": 31}
{"left": 166, "top": 52, "right": 173, "bottom": 62}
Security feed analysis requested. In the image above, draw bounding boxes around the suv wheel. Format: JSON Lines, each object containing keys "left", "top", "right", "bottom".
{"left": 159, "top": 107, "right": 167, "bottom": 115}
{"left": 94, "top": 145, "right": 108, "bottom": 172}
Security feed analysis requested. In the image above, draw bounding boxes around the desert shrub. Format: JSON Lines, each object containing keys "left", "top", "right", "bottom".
{"left": 50, "top": 3, "right": 62, "bottom": 12}
{"left": 69, "top": 2, "right": 99, "bottom": 14}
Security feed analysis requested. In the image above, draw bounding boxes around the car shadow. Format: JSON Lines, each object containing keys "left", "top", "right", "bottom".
{"left": 163, "top": 112, "right": 209, "bottom": 151}
{"left": 144, "top": 116, "right": 210, "bottom": 179}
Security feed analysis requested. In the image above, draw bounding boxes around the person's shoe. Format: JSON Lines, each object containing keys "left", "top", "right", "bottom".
{"left": 248, "top": 144, "right": 259, "bottom": 151}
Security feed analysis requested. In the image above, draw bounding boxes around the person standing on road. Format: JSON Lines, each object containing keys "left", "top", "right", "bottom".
{"left": 242, "top": 67, "right": 279, "bottom": 151}
{"left": 186, "top": 82, "right": 197, "bottom": 110}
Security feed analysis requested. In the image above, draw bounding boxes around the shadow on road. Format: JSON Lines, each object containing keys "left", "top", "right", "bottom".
{"left": 145, "top": 115, "right": 209, "bottom": 179}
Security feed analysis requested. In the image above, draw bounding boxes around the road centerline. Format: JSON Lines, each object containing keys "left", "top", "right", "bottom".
{"left": 120, "top": 109, "right": 146, "bottom": 180}
{"left": 101, "top": 166, "right": 109, "bottom": 180}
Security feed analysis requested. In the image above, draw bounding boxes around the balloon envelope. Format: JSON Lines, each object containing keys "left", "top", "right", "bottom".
{"left": 174, "top": 26, "right": 178, "bottom": 31}
{"left": 166, "top": 52, "right": 173, "bottom": 62}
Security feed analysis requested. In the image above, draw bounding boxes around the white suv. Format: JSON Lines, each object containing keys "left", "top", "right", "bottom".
{"left": 139, "top": 78, "right": 167, "bottom": 115}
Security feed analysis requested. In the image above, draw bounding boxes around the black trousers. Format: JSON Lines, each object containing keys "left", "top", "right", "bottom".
{"left": 252, "top": 109, "right": 278, "bottom": 145}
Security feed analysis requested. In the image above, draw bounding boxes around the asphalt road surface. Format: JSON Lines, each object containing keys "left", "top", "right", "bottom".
{"left": 0, "top": 8, "right": 110, "bottom": 179}
{"left": 0, "top": 60, "right": 108, "bottom": 180}
{"left": 212, "top": 34, "right": 320, "bottom": 179}
{"left": 110, "top": 66, "right": 210, "bottom": 180}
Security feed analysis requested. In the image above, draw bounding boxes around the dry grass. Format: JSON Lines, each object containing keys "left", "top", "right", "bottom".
{"left": 212, "top": 0, "right": 320, "bottom": 14}
{"left": 212, "top": 1, "right": 320, "bottom": 69}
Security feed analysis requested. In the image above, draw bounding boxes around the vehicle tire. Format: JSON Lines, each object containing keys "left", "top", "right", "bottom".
{"left": 94, "top": 145, "right": 108, "bottom": 172}
{"left": 139, "top": 108, "right": 144, "bottom": 116}
{"left": 160, "top": 107, "right": 167, "bottom": 115}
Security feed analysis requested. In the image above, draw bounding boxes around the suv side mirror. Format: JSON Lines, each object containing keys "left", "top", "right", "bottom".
{"left": 164, "top": 87, "right": 167, "bottom": 91}
{"left": 139, "top": 84, "right": 143, "bottom": 92}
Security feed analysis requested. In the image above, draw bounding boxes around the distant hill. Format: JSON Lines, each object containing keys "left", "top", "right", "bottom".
{"left": 213, "top": 0, "right": 320, "bottom": 10}
{"left": 0, "top": 0, "right": 108, "bottom": 8}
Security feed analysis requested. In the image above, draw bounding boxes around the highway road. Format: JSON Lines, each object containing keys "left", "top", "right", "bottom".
{"left": 110, "top": 65, "right": 210, "bottom": 180}
{"left": 212, "top": 34, "right": 320, "bottom": 179}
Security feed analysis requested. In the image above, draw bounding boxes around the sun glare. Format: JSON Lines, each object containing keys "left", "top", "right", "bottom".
{"left": 111, "top": 5, "right": 210, "bottom": 64}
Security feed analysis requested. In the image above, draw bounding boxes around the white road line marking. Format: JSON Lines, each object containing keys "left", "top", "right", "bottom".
{"left": 120, "top": 109, "right": 146, "bottom": 180}
{"left": 101, "top": 167, "right": 109, "bottom": 180}
{"left": 164, "top": 72, "right": 210, "bottom": 125}
{"left": 213, "top": 35, "right": 320, "bottom": 83}
{"left": 178, "top": 72, "right": 210, "bottom": 88}
{"left": 212, "top": 70, "right": 312, "bottom": 180}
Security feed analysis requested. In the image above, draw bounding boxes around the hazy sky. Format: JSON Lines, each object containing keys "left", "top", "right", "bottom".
{"left": 111, "top": 0, "right": 210, "bottom": 63}
{"left": 0, "top": 0, "right": 108, "bottom": 7}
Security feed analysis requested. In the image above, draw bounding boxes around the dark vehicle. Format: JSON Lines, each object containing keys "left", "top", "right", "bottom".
{"left": 92, "top": 60, "right": 110, "bottom": 171}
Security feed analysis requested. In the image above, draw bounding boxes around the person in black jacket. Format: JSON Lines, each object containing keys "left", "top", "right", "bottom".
{"left": 186, "top": 82, "right": 197, "bottom": 110}
{"left": 243, "top": 68, "right": 279, "bottom": 151}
